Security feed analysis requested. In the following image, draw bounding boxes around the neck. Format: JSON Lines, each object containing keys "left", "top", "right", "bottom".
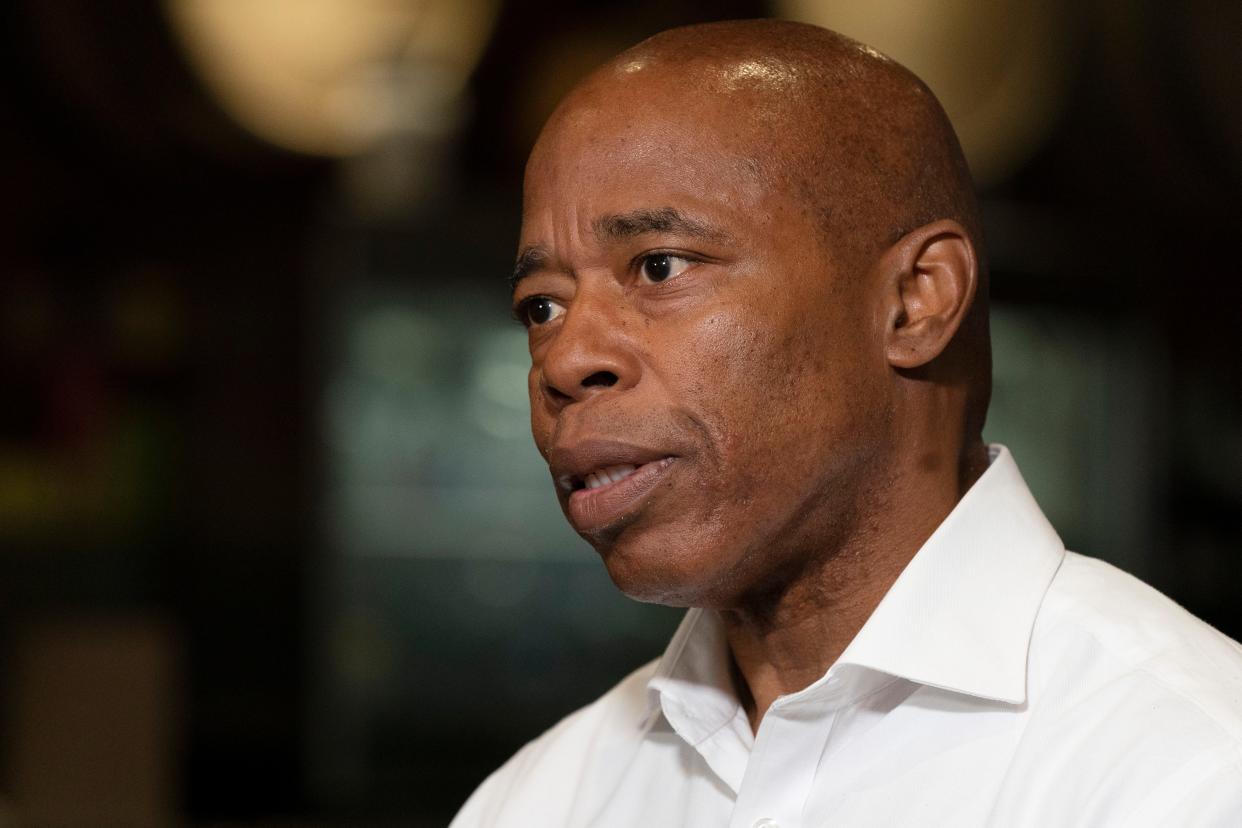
{"left": 722, "top": 436, "right": 988, "bottom": 732}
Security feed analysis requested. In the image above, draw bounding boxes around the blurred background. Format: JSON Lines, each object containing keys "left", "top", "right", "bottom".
{"left": 0, "top": 0, "right": 1237, "bottom": 825}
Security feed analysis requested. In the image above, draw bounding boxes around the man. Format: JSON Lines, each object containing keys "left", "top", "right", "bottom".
{"left": 453, "top": 19, "right": 1242, "bottom": 827}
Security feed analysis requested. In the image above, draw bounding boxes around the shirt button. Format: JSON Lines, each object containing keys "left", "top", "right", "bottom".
{"left": 752, "top": 820, "right": 779, "bottom": 828}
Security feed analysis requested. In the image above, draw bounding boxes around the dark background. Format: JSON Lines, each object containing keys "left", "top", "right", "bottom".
{"left": 0, "top": 1, "right": 1237, "bottom": 825}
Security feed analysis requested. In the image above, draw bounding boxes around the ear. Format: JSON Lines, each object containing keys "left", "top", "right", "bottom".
{"left": 882, "top": 219, "right": 979, "bottom": 370}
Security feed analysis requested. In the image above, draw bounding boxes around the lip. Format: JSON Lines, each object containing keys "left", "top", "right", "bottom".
{"left": 547, "top": 439, "right": 679, "bottom": 531}
{"left": 547, "top": 439, "right": 674, "bottom": 488}
{"left": 566, "top": 456, "right": 677, "bottom": 531}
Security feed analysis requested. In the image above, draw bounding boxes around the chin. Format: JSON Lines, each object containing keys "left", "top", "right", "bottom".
{"left": 592, "top": 523, "right": 738, "bottom": 608}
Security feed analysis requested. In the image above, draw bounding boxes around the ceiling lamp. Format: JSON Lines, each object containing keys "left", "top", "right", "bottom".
{"left": 776, "top": 0, "right": 1079, "bottom": 185}
{"left": 164, "top": 0, "right": 500, "bottom": 158}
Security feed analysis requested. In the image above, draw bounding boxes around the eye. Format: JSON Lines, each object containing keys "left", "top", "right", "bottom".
{"left": 515, "top": 295, "right": 565, "bottom": 327}
{"left": 639, "top": 253, "right": 694, "bottom": 283}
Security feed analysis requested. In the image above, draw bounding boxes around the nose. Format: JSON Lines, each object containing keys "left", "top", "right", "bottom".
{"left": 537, "top": 292, "right": 640, "bottom": 411}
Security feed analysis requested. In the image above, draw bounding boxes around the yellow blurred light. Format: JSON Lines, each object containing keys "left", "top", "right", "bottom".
{"left": 776, "top": 0, "right": 1078, "bottom": 185}
{"left": 164, "top": 0, "right": 500, "bottom": 157}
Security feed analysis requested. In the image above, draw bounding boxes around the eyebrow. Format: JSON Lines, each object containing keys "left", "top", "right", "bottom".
{"left": 592, "top": 207, "right": 729, "bottom": 244}
{"left": 510, "top": 246, "right": 549, "bottom": 290}
{"left": 510, "top": 208, "right": 731, "bottom": 291}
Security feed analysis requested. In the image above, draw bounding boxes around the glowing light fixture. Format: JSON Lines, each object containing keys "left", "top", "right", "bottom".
{"left": 164, "top": 0, "right": 500, "bottom": 157}
{"left": 776, "top": 0, "right": 1078, "bottom": 184}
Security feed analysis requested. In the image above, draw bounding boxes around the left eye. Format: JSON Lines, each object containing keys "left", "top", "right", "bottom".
{"left": 639, "top": 253, "right": 694, "bottom": 283}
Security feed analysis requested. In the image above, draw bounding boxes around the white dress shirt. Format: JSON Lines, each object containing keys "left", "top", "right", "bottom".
{"left": 451, "top": 446, "right": 1242, "bottom": 827}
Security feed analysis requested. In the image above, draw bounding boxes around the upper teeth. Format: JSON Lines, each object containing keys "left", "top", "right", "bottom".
{"left": 583, "top": 464, "right": 637, "bottom": 490}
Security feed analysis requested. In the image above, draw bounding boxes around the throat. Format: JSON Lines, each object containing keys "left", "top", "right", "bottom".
{"left": 720, "top": 543, "right": 906, "bottom": 732}
{"left": 727, "top": 648, "right": 759, "bottom": 731}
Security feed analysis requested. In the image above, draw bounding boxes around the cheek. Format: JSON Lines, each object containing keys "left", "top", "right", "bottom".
{"left": 660, "top": 311, "right": 775, "bottom": 481}
{"left": 528, "top": 366, "right": 553, "bottom": 452}
{"left": 664, "top": 293, "right": 876, "bottom": 488}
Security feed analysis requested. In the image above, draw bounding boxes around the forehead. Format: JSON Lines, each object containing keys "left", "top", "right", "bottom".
{"left": 521, "top": 80, "right": 788, "bottom": 235}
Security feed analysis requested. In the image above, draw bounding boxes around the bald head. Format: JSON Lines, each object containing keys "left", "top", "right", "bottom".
{"left": 532, "top": 18, "right": 991, "bottom": 438}
{"left": 548, "top": 20, "right": 982, "bottom": 271}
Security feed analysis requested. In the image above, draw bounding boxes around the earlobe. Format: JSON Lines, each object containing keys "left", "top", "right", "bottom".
{"left": 883, "top": 220, "right": 978, "bottom": 370}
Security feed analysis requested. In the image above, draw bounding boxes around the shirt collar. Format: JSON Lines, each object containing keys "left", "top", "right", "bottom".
{"left": 643, "top": 444, "right": 1066, "bottom": 725}
{"left": 832, "top": 444, "right": 1065, "bottom": 703}
{"left": 644, "top": 604, "right": 740, "bottom": 742}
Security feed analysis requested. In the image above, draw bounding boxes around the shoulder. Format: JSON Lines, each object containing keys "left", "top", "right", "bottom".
{"left": 449, "top": 658, "right": 660, "bottom": 828}
{"left": 993, "top": 553, "right": 1242, "bottom": 824}
{"left": 1036, "top": 551, "right": 1242, "bottom": 737}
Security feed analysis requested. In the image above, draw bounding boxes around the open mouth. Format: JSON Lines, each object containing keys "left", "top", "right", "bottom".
{"left": 567, "top": 463, "right": 642, "bottom": 492}
{"left": 562, "top": 457, "right": 678, "bottom": 531}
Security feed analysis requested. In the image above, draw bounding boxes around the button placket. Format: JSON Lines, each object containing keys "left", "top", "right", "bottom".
{"left": 728, "top": 700, "right": 838, "bottom": 828}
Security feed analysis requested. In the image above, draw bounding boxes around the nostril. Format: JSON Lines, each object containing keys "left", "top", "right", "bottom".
{"left": 582, "top": 371, "right": 618, "bottom": 388}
